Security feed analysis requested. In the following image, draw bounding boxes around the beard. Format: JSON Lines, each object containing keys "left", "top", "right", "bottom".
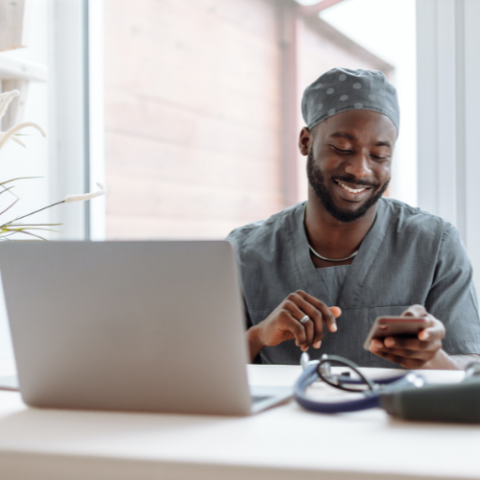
{"left": 306, "top": 151, "right": 390, "bottom": 223}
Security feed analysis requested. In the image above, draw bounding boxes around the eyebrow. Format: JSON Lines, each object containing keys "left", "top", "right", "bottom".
{"left": 329, "top": 132, "right": 392, "bottom": 148}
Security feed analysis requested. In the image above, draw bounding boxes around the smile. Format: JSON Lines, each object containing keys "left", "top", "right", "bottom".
{"left": 335, "top": 180, "right": 372, "bottom": 195}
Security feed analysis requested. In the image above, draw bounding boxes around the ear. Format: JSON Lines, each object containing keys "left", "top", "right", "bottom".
{"left": 298, "top": 127, "right": 312, "bottom": 156}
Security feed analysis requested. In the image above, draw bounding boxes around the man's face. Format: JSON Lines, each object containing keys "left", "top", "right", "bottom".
{"left": 303, "top": 110, "right": 397, "bottom": 223}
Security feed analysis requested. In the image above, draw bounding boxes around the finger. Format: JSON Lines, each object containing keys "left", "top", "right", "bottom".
{"left": 369, "top": 338, "right": 385, "bottom": 351}
{"left": 383, "top": 336, "right": 441, "bottom": 351}
{"left": 377, "top": 351, "right": 426, "bottom": 369}
{"left": 300, "top": 318, "right": 315, "bottom": 352}
{"left": 329, "top": 306, "right": 342, "bottom": 318}
{"left": 278, "top": 307, "right": 308, "bottom": 347}
{"left": 282, "top": 300, "right": 313, "bottom": 348}
{"left": 369, "top": 346, "right": 404, "bottom": 365}
{"left": 401, "top": 304, "right": 428, "bottom": 318}
{"left": 418, "top": 319, "right": 445, "bottom": 341}
{"left": 297, "top": 291, "right": 338, "bottom": 333}
{"left": 375, "top": 346, "right": 436, "bottom": 361}
{"left": 290, "top": 295, "right": 325, "bottom": 349}
{"left": 376, "top": 335, "right": 442, "bottom": 357}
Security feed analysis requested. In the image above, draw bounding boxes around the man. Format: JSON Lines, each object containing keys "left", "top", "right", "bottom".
{"left": 227, "top": 68, "right": 480, "bottom": 369}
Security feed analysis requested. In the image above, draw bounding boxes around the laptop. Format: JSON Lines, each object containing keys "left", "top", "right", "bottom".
{"left": 0, "top": 241, "right": 292, "bottom": 415}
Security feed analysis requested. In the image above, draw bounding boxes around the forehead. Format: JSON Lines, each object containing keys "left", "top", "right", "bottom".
{"left": 314, "top": 109, "right": 397, "bottom": 145}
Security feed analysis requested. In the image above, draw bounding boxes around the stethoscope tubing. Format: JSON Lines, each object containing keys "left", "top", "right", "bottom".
{"left": 294, "top": 363, "right": 382, "bottom": 413}
{"left": 331, "top": 373, "right": 407, "bottom": 386}
{"left": 295, "top": 355, "right": 480, "bottom": 415}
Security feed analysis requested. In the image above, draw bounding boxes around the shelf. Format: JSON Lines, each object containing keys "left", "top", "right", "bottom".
{"left": 0, "top": 55, "right": 47, "bottom": 82}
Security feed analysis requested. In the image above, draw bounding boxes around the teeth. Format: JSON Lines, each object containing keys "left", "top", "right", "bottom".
{"left": 338, "top": 182, "right": 367, "bottom": 194}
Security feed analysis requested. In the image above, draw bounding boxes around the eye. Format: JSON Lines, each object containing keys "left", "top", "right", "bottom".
{"left": 331, "top": 145, "right": 352, "bottom": 154}
{"left": 370, "top": 154, "right": 389, "bottom": 161}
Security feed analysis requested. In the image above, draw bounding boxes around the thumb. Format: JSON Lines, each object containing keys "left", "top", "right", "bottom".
{"left": 329, "top": 306, "right": 342, "bottom": 318}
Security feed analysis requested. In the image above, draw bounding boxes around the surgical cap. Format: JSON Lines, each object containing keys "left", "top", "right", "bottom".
{"left": 301, "top": 68, "right": 400, "bottom": 133}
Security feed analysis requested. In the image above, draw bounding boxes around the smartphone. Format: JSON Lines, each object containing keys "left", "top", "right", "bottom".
{"left": 363, "top": 316, "right": 429, "bottom": 350}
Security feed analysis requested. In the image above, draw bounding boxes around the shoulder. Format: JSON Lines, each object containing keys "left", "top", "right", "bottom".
{"left": 380, "top": 197, "right": 455, "bottom": 239}
{"left": 226, "top": 202, "right": 305, "bottom": 256}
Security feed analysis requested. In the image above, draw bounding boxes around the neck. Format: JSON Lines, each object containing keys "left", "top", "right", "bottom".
{"left": 305, "top": 187, "right": 378, "bottom": 266}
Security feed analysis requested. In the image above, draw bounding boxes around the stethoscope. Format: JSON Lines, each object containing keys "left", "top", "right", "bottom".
{"left": 294, "top": 352, "right": 426, "bottom": 413}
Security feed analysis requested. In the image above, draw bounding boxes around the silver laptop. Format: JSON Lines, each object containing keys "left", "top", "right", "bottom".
{"left": 0, "top": 241, "right": 291, "bottom": 415}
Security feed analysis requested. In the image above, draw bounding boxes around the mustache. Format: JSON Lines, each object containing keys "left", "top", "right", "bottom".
{"left": 333, "top": 175, "right": 378, "bottom": 188}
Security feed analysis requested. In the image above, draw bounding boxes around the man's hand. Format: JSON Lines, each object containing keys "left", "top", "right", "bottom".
{"left": 369, "top": 304, "right": 445, "bottom": 369}
{"left": 247, "top": 291, "right": 341, "bottom": 361}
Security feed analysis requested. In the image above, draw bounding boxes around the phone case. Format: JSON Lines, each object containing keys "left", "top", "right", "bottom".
{"left": 363, "top": 316, "right": 429, "bottom": 351}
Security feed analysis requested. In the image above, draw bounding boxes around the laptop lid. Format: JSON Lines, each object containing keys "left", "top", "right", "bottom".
{"left": 0, "top": 241, "right": 253, "bottom": 415}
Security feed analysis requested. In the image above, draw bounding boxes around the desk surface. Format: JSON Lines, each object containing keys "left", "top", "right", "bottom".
{"left": 0, "top": 358, "right": 478, "bottom": 480}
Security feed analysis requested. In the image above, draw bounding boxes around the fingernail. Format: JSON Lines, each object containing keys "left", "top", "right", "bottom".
{"left": 385, "top": 338, "right": 395, "bottom": 347}
{"left": 330, "top": 324, "right": 337, "bottom": 332}
{"left": 420, "top": 331, "right": 429, "bottom": 340}
{"left": 314, "top": 341, "right": 321, "bottom": 349}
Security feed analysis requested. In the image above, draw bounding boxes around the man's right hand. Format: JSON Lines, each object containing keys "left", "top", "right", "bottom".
{"left": 246, "top": 290, "right": 341, "bottom": 362}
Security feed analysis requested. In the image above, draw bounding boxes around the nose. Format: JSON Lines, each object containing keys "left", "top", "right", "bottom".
{"left": 344, "top": 151, "right": 372, "bottom": 178}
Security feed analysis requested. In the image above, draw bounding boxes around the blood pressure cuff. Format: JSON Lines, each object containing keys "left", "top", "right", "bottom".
{"left": 380, "top": 377, "right": 480, "bottom": 423}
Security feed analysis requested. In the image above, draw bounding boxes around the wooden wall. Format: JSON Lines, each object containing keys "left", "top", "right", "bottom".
{"left": 103, "top": 0, "right": 393, "bottom": 239}
{"left": 104, "top": 0, "right": 283, "bottom": 239}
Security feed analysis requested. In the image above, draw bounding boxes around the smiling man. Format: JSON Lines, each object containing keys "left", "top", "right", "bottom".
{"left": 227, "top": 68, "right": 480, "bottom": 369}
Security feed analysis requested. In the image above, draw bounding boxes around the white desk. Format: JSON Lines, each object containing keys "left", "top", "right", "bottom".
{"left": 0, "top": 358, "right": 478, "bottom": 480}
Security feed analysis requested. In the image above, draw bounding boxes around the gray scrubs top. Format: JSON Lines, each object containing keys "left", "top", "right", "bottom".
{"left": 227, "top": 198, "right": 480, "bottom": 367}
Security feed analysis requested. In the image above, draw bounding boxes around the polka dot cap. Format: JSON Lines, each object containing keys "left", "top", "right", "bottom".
{"left": 301, "top": 68, "right": 400, "bottom": 132}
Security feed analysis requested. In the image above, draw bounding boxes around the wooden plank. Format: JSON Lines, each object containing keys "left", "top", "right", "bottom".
{"left": 104, "top": 129, "right": 282, "bottom": 190}
{"left": 106, "top": 214, "right": 272, "bottom": 240}
{"left": 104, "top": 89, "right": 281, "bottom": 163}
{"left": 104, "top": 127, "right": 285, "bottom": 221}
{"left": 105, "top": 171, "right": 284, "bottom": 217}
{"left": 103, "top": 0, "right": 287, "bottom": 239}
{"left": 104, "top": 0, "right": 281, "bottom": 125}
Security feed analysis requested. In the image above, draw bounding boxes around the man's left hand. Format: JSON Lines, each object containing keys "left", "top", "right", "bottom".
{"left": 369, "top": 305, "right": 445, "bottom": 369}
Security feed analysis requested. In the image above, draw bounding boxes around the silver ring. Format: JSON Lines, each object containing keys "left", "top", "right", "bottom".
{"left": 299, "top": 315, "right": 310, "bottom": 325}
